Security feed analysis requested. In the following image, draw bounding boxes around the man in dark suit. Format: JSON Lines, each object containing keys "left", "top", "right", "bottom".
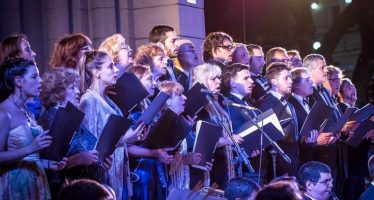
{"left": 221, "top": 63, "right": 264, "bottom": 184}
{"left": 288, "top": 67, "right": 332, "bottom": 165}
{"left": 298, "top": 161, "right": 335, "bottom": 200}
{"left": 173, "top": 39, "right": 199, "bottom": 91}
{"left": 304, "top": 54, "right": 358, "bottom": 198}
{"left": 359, "top": 155, "right": 374, "bottom": 200}
{"left": 257, "top": 62, "right": 299, "bottom": 177}
{"left": 246, "top": 44, "right": 269, "bottom": 105}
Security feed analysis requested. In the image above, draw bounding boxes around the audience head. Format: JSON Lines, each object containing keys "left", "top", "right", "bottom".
{"left": 0, "top": 34, "right": 36, "bottom": 64}
{"left": 203, "top": 32, "right": 234, "bottom": 64}
{"left": 232, "top": 43, "right": 250, "bottom": 66}
{"left": 99, "top": 34, "right": 133, "bottom": 74}
{"left": 174, "top": 39, "right": 198, "bottom": 71}
{"left": 266, "top": 47, "right": 289, "bottom": 67}
{"left": 247, "top": 44, "right": 265, "bottom": 75}
{"left": 325, "top": 65, "right": 343, "bottom": 96}
{"left": 303, "top": 54, "right": 327, "bottom": 85}
{"left": 339, "top": 78, "right": 357, "bottom": 106}
{"left": 287, "top": 50, "right": 303, "bottom": 68}
{"left": 298, "top": 161, "right": 333, "bottom": 200}
{"left": 126, "top": 65, "right": 156, "bottom": 97}
{"left": 192, "top": 63, "right": 222, "bottom": 93}
{"left": 254, "top": 181, "right": 302, "bottom": 200}
{"left": 224, "top": 177, "right": 260, "bottom": 200}
{"left": 78, "top": 51, "right": 118, "bottom": 93}
{"left": 159, "top": 81, "right": 186, "bottom": 115}
{"left": 265, "top": 62, "right": 292, "bottom": 96}
{"left": 0, "top": 58, "right": 40, "bottom": 103}
{"left": 134, "top": 43, "right": 167, "bottom": 80}
{"left": 40, "top": 68, "right": 80, "bottom": 108}
{"left": 148, "top": 24, "right": 178, "bottom": 58}
{"left": 291, "top": 67, "right": 314, "bottom": 97}
{"left": 222, "top": 63, "right": 253, "bottom": 96}
{"left": 58, "top": 179, "right": 115, "bottom": 200}
{"left": 49, "top": 33, "right": 93, "bottom": 69}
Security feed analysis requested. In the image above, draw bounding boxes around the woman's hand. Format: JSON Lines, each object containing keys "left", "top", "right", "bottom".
{"left": 48, "top": 157, "right": 68, "bottom": 171}
{"left": 250, "top": 150, "right": 260, "bottom": 158}
{"left": 28, "top": 131, "right": 52, "bottom": 153}
{"left": 103, "top": 155, "right": 113, "bottom": 171}
{"left": 316, "top": 132, "right": 333, "bottom": 146}
{"left": 123, "top": 122, "right": 146, "bottom": 143}
{"left": 182, "top": 152, "right": 202, "bottom": 165}
{"left": 77, "top": 150, "right": 99, "bottom": 166}
{"left": 155, "top": 148, "right": 174, "bottom": 164}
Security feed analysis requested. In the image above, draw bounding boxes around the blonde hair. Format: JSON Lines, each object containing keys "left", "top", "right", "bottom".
{"left": 98, "top": 34, "right": 126, "bottom": 64}
{"left": 158, "top": 81, "right": 184, "bottom": 96}
{"left": 192, "top": 63, "right": 221, "bottom": 88}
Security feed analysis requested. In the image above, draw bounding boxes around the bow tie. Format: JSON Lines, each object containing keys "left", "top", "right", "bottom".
{"left": 280, "top": 96, "right": 288, "bottom": 104}
{"left": 302, "top": 98, "right": 309, "bottom": 106}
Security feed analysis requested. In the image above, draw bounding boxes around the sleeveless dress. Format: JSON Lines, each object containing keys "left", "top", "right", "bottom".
{"left": 0, "top": 125, "right": 51, "bottom": 200}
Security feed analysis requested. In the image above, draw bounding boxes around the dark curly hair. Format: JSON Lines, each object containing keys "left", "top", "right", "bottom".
{"left": 202, "top": 32, "right": 233, "bottom": 62}
{"left": 0, "top": 58, "right": 35, "bottom": 102}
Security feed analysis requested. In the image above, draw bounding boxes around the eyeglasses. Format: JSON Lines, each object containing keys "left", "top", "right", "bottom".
{"left": 217, "top": 45, "right": 234, "bottom": 52}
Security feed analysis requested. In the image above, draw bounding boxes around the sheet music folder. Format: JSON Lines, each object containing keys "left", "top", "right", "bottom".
{"left": 136, "top": 91, "right": 170, "bottom": 125}
{"left": 183, "top": 83, "right": 209, "bottom": 117}
{"left": 191, "top": 120, "right": 223, "bottom": 171}
{"left": 328, "top": 108, "right": 356, "bottom": 134}
{"left": 351, "top": 103, "right": 374, "bottom": 122}
{"left": 342, "top": 119, "right": 374, "bottom": 147}
{"left": 300, "top": 102, "right": 334, "bottom": 137}
{"left": 142, "top": 109, "right": 189, "bottom": 149}
{"left": 95, "top": 114, "right": 132, "bottom": 161}
{"left": 108, "top": 72, "right": 149, "bottom": 115}
{"left": 40, "top": 102, "right": 85, "bottom": 161}
{"left": 236, "top": 109, "right": 285, "bottom": 154}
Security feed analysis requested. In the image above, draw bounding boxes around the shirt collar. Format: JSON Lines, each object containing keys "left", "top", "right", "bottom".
{"left": 269, "top": 90, "right": 284, "bottom": 101}
{"left": 292, "top": 93, "right": 305, "bottom": 102}
{"left": 230, "top": 92, "right": 245, "bottom": 101}
{"left": 304, "top": 193, "right": 317, "bottom": 200}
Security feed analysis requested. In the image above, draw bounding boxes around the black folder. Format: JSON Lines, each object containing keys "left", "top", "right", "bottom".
{"left": 135, "top": 91, "right": 170, "bottom": 125}
{"left": 142, "top": 109, "right": 190, "bottom": 149}
{"left": 328, "top": 107, "right": 356, "bottom": 134}
{"left": 300, "top": 102, "right": 334, "bottom": 137}
{"left": 191, "top": 120, "right": 223, "bottom": 171}
{"left": 108, "top": 72, "right": 149, "bottom": 115}
{"left": 95, "top": 114, "right": 132, "bottom": 161}
{"left": 351, "top": 103, "right": 374, "bottom": 122}
{"left": 342, "top": 119, "right": 374, "bottom": 147}
{"left": 183, "top": 83, "right": 209, "bottom": 117}
{"left": 236, "top": 109, "right": 285, "bottom": 154}
{"left": 40, "top": 102, "right": 85, "bottom": 161}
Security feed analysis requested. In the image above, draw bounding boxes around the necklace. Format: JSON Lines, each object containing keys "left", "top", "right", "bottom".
{"left": 9, "top": 95, "right": 32, "bottom": 124}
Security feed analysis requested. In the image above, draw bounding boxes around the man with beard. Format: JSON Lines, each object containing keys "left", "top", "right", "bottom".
{"left": 298, "top": 161, "right": 336, "bottom": 200}
{"left": 257, "top": 62, "right": 299, "bottom": 177}
{"left": 149, "top": 24, "right": 178, "bottom": 81}
{"left": 173, "top": 39, "right": 199, "bottom": 91}
{"left": 202, "top": 31, "right": 234, "bottom": 71}
{"left": 247, "top": 44, "right": 269, "bottom": 105}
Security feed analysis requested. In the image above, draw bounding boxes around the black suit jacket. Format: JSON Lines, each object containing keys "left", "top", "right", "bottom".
{"left": 359, "top": 184, "right": 374, "bottom": 200}
{"left": 257, "top": 93, "right": 299, "bottom": 176}
{"left": 251, "top": 75, "right": 270, "bottom": 105}
{"left": 225, "top": 94, "right": 266, "bottom": 178}
{"left": 288, "top": 95, "right": 316, "bottom": 165}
